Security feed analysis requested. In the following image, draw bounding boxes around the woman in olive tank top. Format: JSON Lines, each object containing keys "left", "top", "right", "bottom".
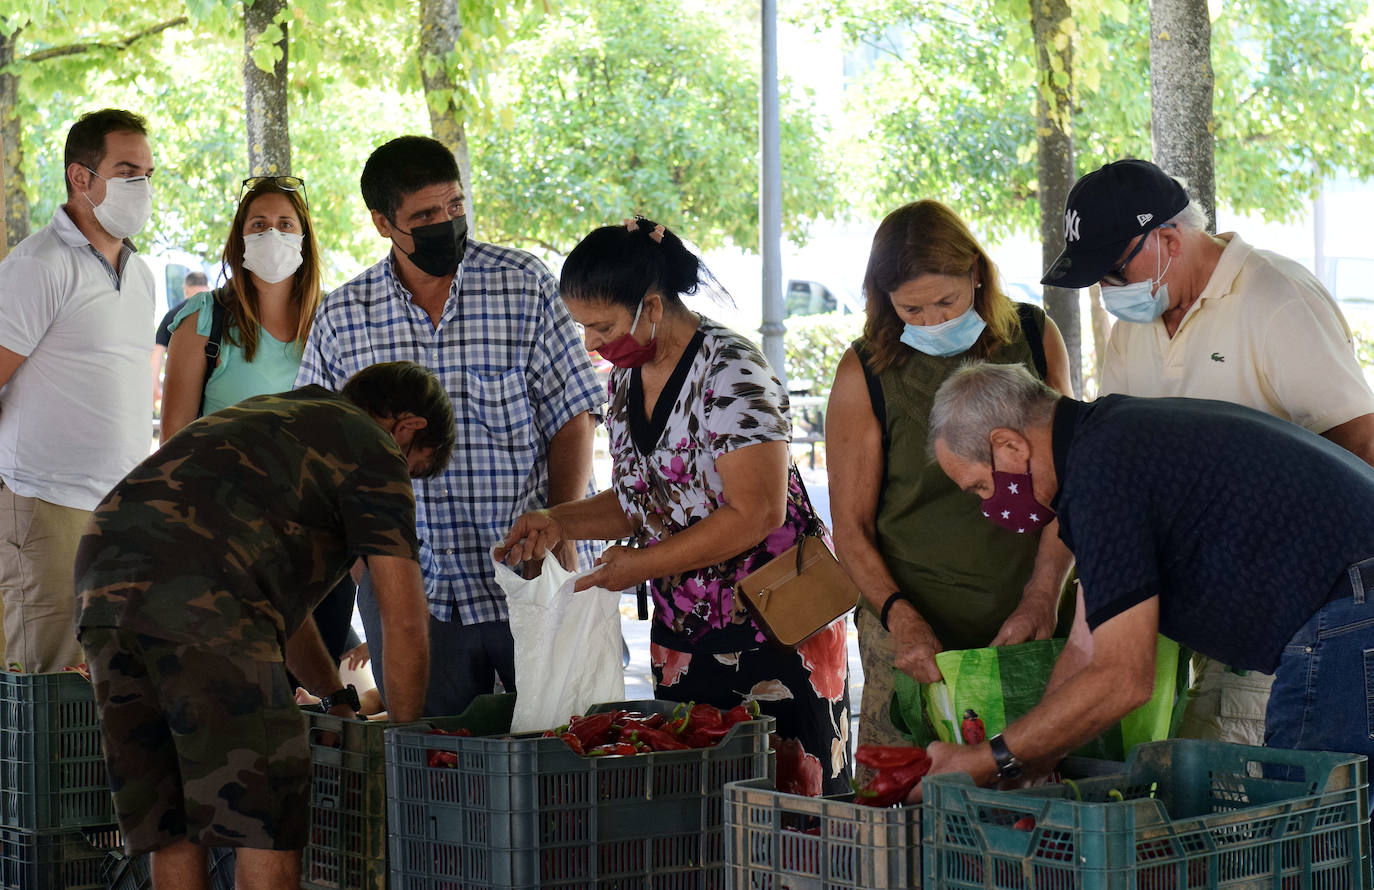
{"left": 826, "top": 200, "right": 1076, "bottom": 755}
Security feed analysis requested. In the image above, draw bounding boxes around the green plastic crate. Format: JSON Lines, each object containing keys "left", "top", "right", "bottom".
{"left": 923, "top": 740, "right": 1370, "bottom": 890}
{"left": 102, "top": 845, "right": 236, "bottom": 890}
{"left": 0, "top": 823, "right": 120, "bottom": 890}
{"left": 385, "top": 699, "right": 775, "bottom": 890}
{"left": 0, "top": 672, "right": 112, "bottom": 830}
{"left": 302, "top": 692, "right": 516, "bottom": 890}
{"left": 724, "top": 778, "right": 921, "bottom": 890}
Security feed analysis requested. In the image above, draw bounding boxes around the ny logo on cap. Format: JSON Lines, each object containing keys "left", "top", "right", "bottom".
{"left": 1064, "top": 209, "right": 1081, "bottom": 242}
{"left": 1137, "top": 213, "right": 1153, "bottom": 226}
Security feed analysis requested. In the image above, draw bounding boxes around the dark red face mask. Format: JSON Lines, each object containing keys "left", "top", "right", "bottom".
{"left": 596, "top": 297, "right": 657, "bottom": 368}
{"left": 979, "top": 452, "right": 1055, "bottom": 535}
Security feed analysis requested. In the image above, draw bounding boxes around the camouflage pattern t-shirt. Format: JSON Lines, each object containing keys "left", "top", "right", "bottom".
{"left": 75, "top": 385, "right": 420, "bottom": 661}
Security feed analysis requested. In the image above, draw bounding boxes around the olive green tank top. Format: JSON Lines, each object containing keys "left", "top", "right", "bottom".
{"left": 858, "top": 305, "right": 1048, "bottom": 650}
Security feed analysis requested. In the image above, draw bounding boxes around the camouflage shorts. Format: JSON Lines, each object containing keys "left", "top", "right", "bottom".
{"left": 78, "top": 627, "right": 310, "bottom": 856}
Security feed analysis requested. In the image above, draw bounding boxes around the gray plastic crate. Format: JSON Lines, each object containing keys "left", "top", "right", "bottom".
{"left": 0, "top": 823, "right": 120, "bottom": 890}
{"left": 303, "top": 693, "right": 515, "bottom": 890}
{"left": 386, "top": 699, "right": 775, "bottom": 889}
{"left": 724, "top": 778, "right": 921, "bottom": 889}
{"left": 0, "top": 671, "right": 112, "bottom": 830}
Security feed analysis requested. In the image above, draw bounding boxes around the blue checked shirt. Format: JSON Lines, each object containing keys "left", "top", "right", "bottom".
{"left": 295, "top": 241, "right": 604, "bottom": 625}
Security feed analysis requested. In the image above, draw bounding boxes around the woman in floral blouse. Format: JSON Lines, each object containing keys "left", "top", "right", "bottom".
{"left": 498, "top": 218, "right": 851, "bottom": 794}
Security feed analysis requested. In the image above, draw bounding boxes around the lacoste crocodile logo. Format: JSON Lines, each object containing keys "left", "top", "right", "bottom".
{"left": 1210, "top": 352, "right": 1225, "bottom": 362}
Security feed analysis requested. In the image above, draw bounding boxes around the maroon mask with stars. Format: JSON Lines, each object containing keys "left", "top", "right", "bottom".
{"left": 979, "top": 453, "right": 1055, "bottom": 535}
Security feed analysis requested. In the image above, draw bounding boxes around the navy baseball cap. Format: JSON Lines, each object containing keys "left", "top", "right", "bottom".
{"left": 1041, "top": 159, "right": 1190, "bottom": 288}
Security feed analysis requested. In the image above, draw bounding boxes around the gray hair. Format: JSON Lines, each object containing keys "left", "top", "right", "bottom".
{"left": 928, "top": 362, "right": 1060, "bottom": 462}
{"left": 1162, "top": 173, "right": 1209, "bottom": 232}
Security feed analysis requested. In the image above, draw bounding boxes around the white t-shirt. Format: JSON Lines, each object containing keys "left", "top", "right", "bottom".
{"left": 0, "top": 208, "right": 154, "bottom": 509}
{"left": 1100, "top": 233, "right": 1374, "bottom": 434}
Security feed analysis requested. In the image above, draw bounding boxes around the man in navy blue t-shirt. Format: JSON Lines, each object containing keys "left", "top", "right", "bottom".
{"left": 922, "top": 361, "right": 1374, "bottom": 788}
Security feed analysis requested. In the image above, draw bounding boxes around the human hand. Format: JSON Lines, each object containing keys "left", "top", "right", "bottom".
{"left": 574, "top": 545, "right": 646, "bottom": 592}
{"left": 341, "top": 642, "right": 370, "bottom": 671}
{"left": 494, "top": 510, "right": 563, "bottom": 566}
{"left": 990, "top": 587, "right": 1058, "bottom": 646}
{"left": 888, "top": 603, "right": 944, "bottom": 683}
{"left": 905, "top": 740, "right": 997, "bottom": 802}
{"left": 553, "top": 538, "right": 578, "bottom": 572}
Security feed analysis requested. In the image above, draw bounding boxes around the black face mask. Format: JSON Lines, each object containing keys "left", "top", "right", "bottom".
{"left": 394, "top": 214, "right": 468, "bottom": 278}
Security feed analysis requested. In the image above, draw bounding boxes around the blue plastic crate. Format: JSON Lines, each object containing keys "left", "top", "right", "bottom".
{"left": 0, "top": 671, "right": 112, "bottom": 830}
{"left": 923, "top": 740, "right": 1370, "bottom": 890}
{"left": 386, "top": 699, "right": 775, "bottom": 889}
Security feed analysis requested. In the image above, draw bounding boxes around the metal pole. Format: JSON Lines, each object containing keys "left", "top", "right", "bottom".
{"left": 759, "top": 0, "right": 787, "bottom": 389}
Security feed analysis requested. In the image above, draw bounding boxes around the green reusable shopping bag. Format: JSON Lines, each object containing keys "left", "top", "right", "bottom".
{"left": 890, "top": 636, "right": 1180, "bottom": 761}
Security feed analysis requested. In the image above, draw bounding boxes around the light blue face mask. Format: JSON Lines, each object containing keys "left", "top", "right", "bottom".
{"left": 900, "top": 302, "right": 987, "bottom": 357}
{"left": 1100, "top": 233, "right": 1173, "bottom": 323}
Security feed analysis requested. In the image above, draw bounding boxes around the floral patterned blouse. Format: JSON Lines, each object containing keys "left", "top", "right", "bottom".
{"left": 608, "top": 317, "right": 823, "bottom": 653}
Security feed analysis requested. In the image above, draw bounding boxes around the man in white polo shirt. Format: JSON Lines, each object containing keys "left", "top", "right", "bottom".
{"left": 0, "top": 108, "right": 156, "bottom": 672}
{"left": 1042, "top": 158, "right": 1374, "bottom": 746}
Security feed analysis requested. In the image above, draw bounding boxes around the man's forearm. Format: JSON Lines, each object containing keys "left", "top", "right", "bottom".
{"left": 284, "top": 618, "right": 342, "bottom": 697}
{"left": 546, "top": 412, "right": 595, "bottom": 505}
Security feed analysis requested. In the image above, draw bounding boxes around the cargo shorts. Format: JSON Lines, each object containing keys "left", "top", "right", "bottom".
{"left": 79, "top": 627, "right": 310, "bottom": 856}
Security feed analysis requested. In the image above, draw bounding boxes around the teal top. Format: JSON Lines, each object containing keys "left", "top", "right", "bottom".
{"left": 169, "top": 289, "right": 304, "bottom": 416}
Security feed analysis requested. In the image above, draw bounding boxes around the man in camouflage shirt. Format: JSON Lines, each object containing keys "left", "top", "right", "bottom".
{"left": 74, "top": 361, "right": 455, "bottom": 890}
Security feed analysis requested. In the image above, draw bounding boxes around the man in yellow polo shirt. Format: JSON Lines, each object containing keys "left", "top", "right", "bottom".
{"left": 1042, "top": 158, "right": 1374, "bottom": 746}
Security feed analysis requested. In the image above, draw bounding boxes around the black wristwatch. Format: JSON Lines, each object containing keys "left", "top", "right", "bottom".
{"left": 314, "top": 684, "right": 361, "bottom": 715}
{"left": 988, "top": 733, "right": 1023, "bottom": 780}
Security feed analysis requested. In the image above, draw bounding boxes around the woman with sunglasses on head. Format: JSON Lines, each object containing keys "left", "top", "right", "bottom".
{"left": 161, "top": 175, "right": 321, "bottom": 440}
{"left": 161, "top": 176, "right": 359, "bottom": 681}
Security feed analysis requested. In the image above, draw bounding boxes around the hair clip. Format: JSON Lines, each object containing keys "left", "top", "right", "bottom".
{"left": 649, "top": 224, "right": 665, "bottom": 243}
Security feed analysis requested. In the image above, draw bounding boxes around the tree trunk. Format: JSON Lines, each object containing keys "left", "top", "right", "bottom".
{"left": 1031, "top": 0, "right": 1080, "bottom": 395}
{"left": 419, "top": 0, "right": 473, "bottom": 222}
{"left": 1, "top": 27, "right": 27, "bottom": 251}
{"left": 1086, "top": 283, "right": 1112, "bottom": 395}
{"left": 1150, "top": 0, "right": 1214, "bottom": 229}
{"left": 244, "top": 0, "right": 291, "bottom": 176}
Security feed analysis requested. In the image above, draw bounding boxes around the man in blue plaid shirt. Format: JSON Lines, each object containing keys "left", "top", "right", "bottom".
{"left": 295, "top": 136, "right": 603, "bottom": 715}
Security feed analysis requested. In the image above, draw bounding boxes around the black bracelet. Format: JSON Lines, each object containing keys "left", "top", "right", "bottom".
{"left": 314, "top": 684, "right": 361, "bottom": 714}
{"left": 879, "top": 591, "right": 908, "bottom": 632}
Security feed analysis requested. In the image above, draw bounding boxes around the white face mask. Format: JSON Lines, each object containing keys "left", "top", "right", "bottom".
{"left": 83, "top": 168, "right": 153, "bottom": 239}
{"left": 241, "top": 228, "right": 304, "bottom": 284}
{"left": 1100, "top": 232, "right": 1174, "bottom": 323}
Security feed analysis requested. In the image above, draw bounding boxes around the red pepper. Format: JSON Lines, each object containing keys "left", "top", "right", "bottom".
{"left": 855, "top": 744, "right": 929, "bottom": 771}
{"left": 565, "top": 712, "right": 617, "bottom": 748}
{"left": 643, "top": 713, "right": 668, "bottom": 730}
{"left": 853, "top": 755, "right": 932, "bottom": 807}
{"left": 426, "top": 750, "right": 459, "bottom": 768}
{"left": 428, "top": 727, "right": 472, "bottom": 737}
{"left": 587, "top": 742, "right": 638, "bottom": 756}
{"left": 722, "top": 700, "right": 761, "bottom": 727}
{"left": 627, "top": 725, "right": 690, "bottom": 751}
{"left": 559, "top": 732, "right": 586, "bottom": 755}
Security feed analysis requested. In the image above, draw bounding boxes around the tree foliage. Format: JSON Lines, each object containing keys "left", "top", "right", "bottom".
{"left": 469, "top": 0, "right": 838, "bottom": 255}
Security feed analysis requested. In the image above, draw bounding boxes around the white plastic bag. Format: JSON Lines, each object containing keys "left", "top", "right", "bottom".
{"left": 493, "top": 554, "right": 625, "bottom": 733}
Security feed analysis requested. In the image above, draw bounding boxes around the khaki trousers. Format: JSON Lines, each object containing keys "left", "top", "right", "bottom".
{"left": 1175, "top": 653, "right": 1274, "bottom": 746}
{"left": 0, "top": 482, "right": 90, "bottom": 672}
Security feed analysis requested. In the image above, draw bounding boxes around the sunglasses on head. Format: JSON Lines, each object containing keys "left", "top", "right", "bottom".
{"left": 239, "top": 175, "right": 307, "bottom": 208}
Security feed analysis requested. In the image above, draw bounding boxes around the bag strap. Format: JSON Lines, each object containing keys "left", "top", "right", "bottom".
{"left": 1017, "top": 303, "right": 1048, "bottom": 381}
{"left": 199, "top": 291, "right": 227, "bottom": 417}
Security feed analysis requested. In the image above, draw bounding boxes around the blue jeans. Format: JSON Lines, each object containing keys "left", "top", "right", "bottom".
{"left": 1265, "top": 556, "right": 1374, "bottom": 761}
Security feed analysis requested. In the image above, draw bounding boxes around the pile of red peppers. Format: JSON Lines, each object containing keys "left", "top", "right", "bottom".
{"left": 852, "top": 744, "right": 931, "bottom": 807}
{"left": 547, "top": 701, "right": 761, "bottom": 756}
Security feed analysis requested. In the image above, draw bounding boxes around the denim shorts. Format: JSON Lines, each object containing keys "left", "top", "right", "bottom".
{"left": 1265, "top": 556, "right": 1374, "bottom": 760}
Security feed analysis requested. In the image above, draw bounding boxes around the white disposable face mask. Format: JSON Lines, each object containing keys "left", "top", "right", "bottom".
{"left": 241, "top": 228, "right": 304, "bottom": 284}
{"left": 1100, "top": 231, "right": 1173, "bottom": 323}
{"left": 83, "top": 168, "right": 153, "bottom": 239}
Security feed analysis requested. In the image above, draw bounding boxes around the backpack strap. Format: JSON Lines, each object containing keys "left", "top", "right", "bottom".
{"left": 1017, "top": 303, "right": 1048, "bottom": 381}
{"left": 199, "top": 292, "right": 227, "bottom": 417}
